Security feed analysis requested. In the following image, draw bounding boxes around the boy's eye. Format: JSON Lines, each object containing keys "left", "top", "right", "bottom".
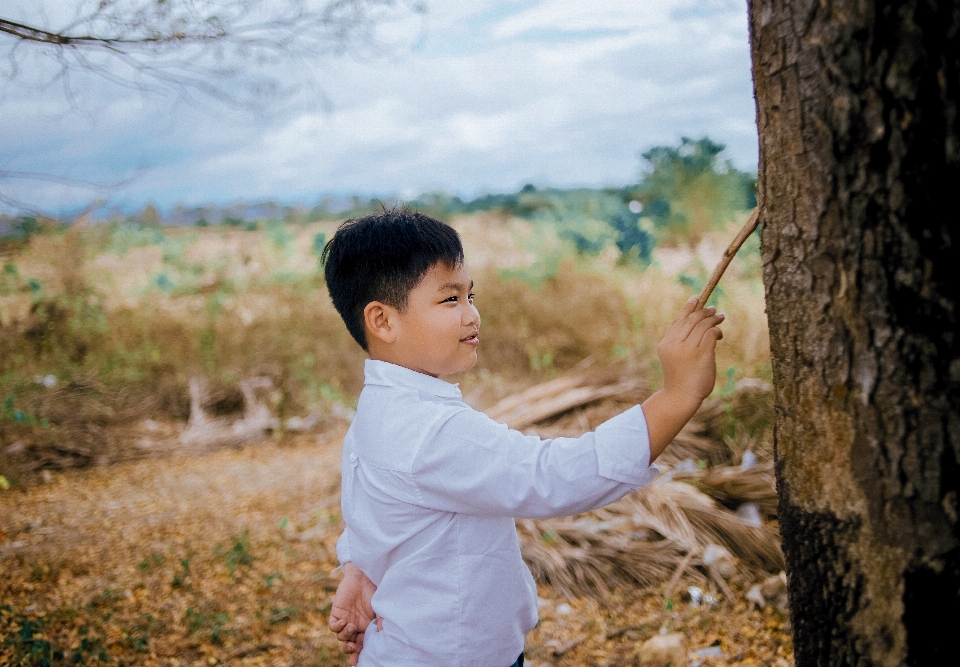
{"left": 440, "top": 293, "right": 474, "bottom": 304}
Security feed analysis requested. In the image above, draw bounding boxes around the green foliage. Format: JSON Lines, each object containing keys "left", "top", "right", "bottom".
{"left": 404, "top": 136, "right": 753, "bottom": 259}
{"left": 0, "top": 253, "right": 112, "bottom": 395}
{"left": 410, "top": 186, "right": 655, "bottom": 263}
{"left": 103, "top": 222, "right": 165, "bottom": 256}
{"left": 172, "top": 557, "right": 191, "bottom": 588}
{"left": 1, "top": 394, "right": 47, "bottom": 427}
{"left": 0, "top": 216, "right": 62, "bottom": 243}
{"left": 137, "top": 552, "right": 165, "bottom": 572}
{"left": 0, "top": 606, "right": 109, "bottom": 666}
{"left": 631, "top": 136, "right": 756, "bottom": 244}
{"left": 311, "top": 232, "right": 327, "bottom": 257}
{"left": 496, "top": 224, "right": 566, "bottom": 288}
{"left": 265, "top": 219, "right": 294, "bottom": 253}
{"left": 526, "top": 189, "right": 654, "bottom": 263}
{"left": 216, "top": 531, "right": 256, "bottom": 575}
{"left": 4, "top": 615, "right": 63, "bottom": 666}
{"left": 0, "top": 262, "right": 43, "bottom": 298}
{"left": 185, "top": 605, "right": 234, "bottom": 645}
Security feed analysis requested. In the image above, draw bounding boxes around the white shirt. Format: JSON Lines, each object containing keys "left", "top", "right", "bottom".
{"left": 337, "top": 360, "right": 659, "bottom": 667}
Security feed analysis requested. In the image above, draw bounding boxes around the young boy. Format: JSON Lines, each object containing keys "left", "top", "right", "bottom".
{"left": 322, "top": 209, "right": 724, "bottom": 667}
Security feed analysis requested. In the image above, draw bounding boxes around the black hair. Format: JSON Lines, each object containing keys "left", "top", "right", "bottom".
{"left": 321, "top": 208, "right": 464, "bottom": 350}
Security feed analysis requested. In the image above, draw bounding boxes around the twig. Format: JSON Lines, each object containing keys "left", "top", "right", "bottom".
{"left": 227, "top": 643, "right": 276, "bottom": 660}
{"left": 708, "top": 564, "right": 737, "bottom": 601}
{"left": 547, "top": 634, "right": 587, "bottom": 657}
{"left": 607, "top": 614, "right": 661, "bottom": 639}
{"left": 696, "top": 208, "right": 761, "bottom": 309}
{"left": 663, "top": 551, "right": 695, "bottom": 597}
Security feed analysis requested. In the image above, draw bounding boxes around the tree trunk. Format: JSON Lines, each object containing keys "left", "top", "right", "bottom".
{"left": 748, "top": 1, "right": 960, "bottom": 665}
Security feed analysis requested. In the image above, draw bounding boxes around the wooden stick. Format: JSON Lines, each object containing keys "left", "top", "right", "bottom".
{"left": 696, "top": 208, "right": 761, "bottom": 309}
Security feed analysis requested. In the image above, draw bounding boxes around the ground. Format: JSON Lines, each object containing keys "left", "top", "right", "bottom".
{"left": 1, "top": 433, "right": 793, "bottom": 667}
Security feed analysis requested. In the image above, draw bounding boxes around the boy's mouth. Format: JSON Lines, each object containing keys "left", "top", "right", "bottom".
{"left": 460, "top": 332, "right": 479, "bottom": 346}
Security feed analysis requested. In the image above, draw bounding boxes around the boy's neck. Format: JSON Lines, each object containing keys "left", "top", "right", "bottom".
{"left": 367, "top": 352, "right": 447, "bottom": 380}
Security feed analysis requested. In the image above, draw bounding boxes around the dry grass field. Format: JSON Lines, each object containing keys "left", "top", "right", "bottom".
{"left": 0, "top": 213, "right": 791, "bottom": 666}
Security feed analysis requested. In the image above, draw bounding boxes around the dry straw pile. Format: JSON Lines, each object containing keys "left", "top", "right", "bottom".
{"left": 484, "top": 367, "right": 782, "bottom": 601}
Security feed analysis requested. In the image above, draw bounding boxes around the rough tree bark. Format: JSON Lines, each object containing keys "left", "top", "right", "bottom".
{"left": 748, "top": 1, "right": 959, "bottom": 665}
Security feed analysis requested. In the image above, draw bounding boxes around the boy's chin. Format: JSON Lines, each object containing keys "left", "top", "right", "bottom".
{"left": 443, "top": 352, "right": 478, "bottom": 376}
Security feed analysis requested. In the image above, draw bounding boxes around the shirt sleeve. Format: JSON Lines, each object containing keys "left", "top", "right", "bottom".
{"left": 335, "top": 527, "right": 350, "bottom": 565}
{"left": 409, "top": 404, "right": 660, "bottom": 519}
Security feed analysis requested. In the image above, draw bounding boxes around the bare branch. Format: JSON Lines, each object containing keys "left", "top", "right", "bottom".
{"left": 0, "top": 1, "right": 427, "bottom": 108}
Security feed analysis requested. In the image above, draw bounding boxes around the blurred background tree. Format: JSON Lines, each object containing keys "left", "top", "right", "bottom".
{"left": 630, "top": 136, "right": 756, "bottom": 246}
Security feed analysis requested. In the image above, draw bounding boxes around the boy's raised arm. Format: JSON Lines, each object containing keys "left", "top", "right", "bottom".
{"left": 641, "top": 297, "right": 725, "bottom": 462}
{"left": 396, "top": 298, "right": 723, "bottom": 521}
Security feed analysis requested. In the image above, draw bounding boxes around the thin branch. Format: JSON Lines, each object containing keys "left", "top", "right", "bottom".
{"left": 696, "top": 208, "right": 761, "bottom": 309}
{"left": 0, "top": 17, "right": 224, "bottom": 48}
{"left": 0, "top": 169, "right": 135, "bottom": 190}
{"left": 0, "top": 2, "right": 424, "bottom": 110}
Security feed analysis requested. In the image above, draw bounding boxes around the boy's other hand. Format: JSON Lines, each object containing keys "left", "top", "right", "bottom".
{"left": 658, "top": 297, "right": 724, "bottom": 407}
{"left": 642, "top": 297, "right": 724, "bottom": 462}
{"left": 329, "top": 562, "right": 380, "bottom": 665}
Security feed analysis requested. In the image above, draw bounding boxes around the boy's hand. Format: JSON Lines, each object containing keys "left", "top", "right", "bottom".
{"left": 642, "top": 297, "right": 725, "bottom": 461}
{"left": 329, "top": 563, "right": 380, "bottom": 665}
{"left": 659, "top": 297, "right": 725, "bottom": 407}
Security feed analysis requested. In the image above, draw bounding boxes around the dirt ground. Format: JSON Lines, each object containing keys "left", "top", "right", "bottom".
{"left": 0, "top": 434, "right": 793, "bottom": 666}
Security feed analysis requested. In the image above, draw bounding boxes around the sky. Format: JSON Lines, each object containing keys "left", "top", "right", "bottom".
{"left": 0, "top": 0, "right": 758, "bottom": 214}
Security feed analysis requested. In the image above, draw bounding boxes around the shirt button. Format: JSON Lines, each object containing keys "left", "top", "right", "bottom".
{"left": 349, "top": 453, "right": 358, "bottom": 461}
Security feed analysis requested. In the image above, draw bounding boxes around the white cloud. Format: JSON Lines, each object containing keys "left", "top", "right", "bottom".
{"left": 0, "top": 0, "right": 757, "bottom": 211}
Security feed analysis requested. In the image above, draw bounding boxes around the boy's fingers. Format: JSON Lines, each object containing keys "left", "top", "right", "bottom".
{"left": 670, "top": 297, "right": 699, "bottom": 329}
{"left": 700, "top": 326, "right": 724, "bottom": 345}
{"left": 349, "top": 633, "right": 365, "bottom": 665}
{"left": 679, "top": 296, "right": 698, "bottom": 319}
{"left": 676, "top": 306, "right": 717, "bottom": 342}
{"left": 692, "top": 314, "right": 725, "bottom": 345}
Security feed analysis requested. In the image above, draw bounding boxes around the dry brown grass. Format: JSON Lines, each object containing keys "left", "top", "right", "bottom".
{"left": 7, "top": 214, "right": 758, "bottom": 479}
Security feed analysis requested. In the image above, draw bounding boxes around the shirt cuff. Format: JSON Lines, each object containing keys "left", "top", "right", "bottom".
{"left": 594, "top": 405, "right": 660, "bottom": 486}
{"left": 336, "top": 528, "right": 350, "bottom": 565}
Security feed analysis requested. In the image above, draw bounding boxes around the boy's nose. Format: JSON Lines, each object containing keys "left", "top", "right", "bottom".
{"left": 465, "top": 304, "right": 480, "bottom": 327}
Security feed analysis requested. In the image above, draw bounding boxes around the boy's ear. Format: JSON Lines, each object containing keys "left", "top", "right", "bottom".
{"left": 363, "top": 301, "right": 399, "bottom": 344}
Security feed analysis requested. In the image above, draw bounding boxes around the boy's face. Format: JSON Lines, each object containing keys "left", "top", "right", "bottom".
{"left": 383, "top": 261, "right": 481, "bottom": 378}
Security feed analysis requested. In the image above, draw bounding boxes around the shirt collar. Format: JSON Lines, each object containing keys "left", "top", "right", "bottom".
{"left": 364, "top": 359, "right": 462, "bottom": 399}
